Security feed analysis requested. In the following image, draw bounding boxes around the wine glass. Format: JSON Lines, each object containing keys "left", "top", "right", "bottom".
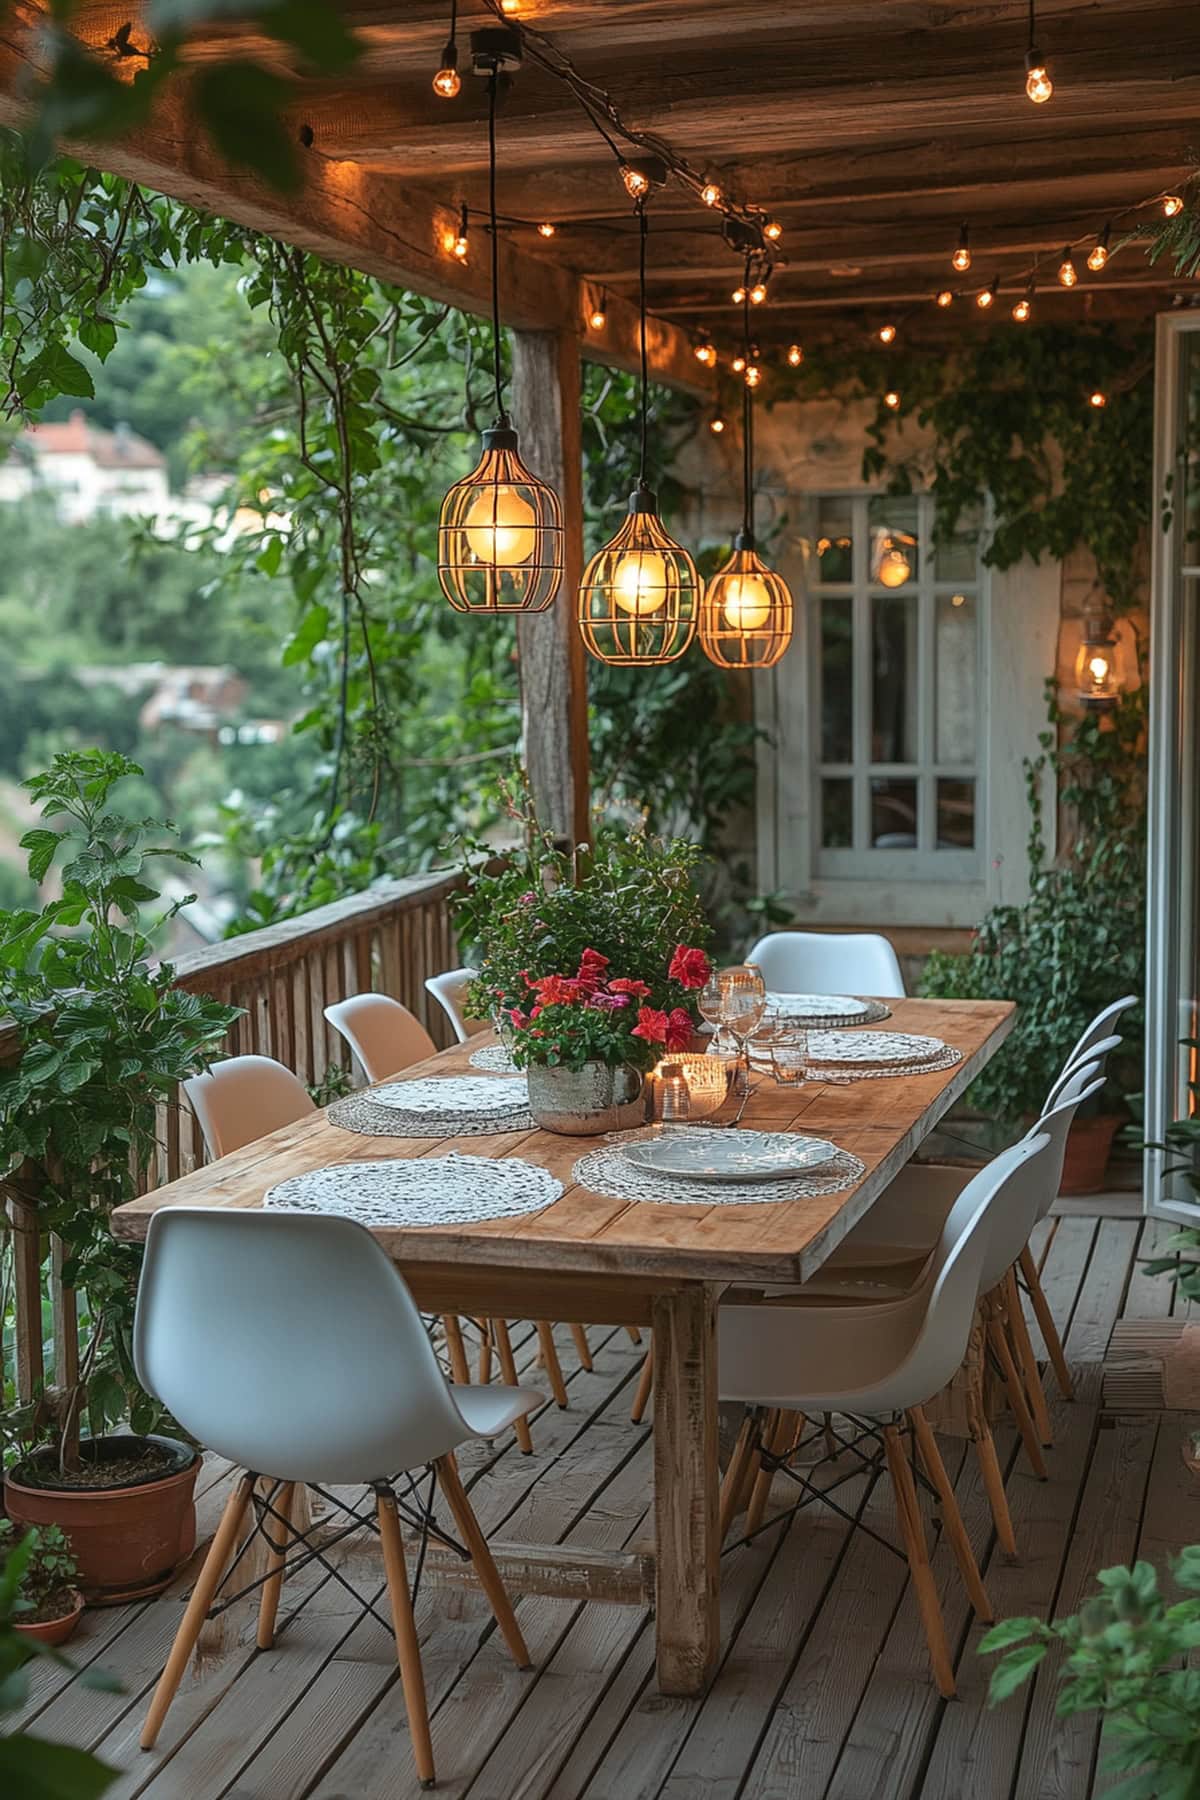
{"left": 718, "top": 964, "right": 767, "bottom": 1048}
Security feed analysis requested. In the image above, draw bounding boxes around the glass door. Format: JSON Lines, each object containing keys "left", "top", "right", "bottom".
{"left": 1144, "top": 313, "right": 1200, "bottom": 1220}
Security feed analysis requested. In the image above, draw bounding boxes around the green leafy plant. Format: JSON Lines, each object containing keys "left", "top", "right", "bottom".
{"left": 981, "top": 1550, "right": 1200, "bottom": 1799}
{"left": 0, "top": 750, "right": 239, "bottom": 1469}
{"left": 1139, "top": 1047, "right": 1200, "bottom": 1306}
{"left": 0, "top": 1533, "right": 120, "bottom": 1798}
{"left": 0, "top": 1522, "right": 78, "bottom": 1625}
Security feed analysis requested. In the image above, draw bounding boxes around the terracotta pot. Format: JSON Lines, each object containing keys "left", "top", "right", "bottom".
{"left": 14, "top": 1587, "right": 84, "bottom": 1647}
{"left": 1058, "top": 1113, "right": 1122, "bottom": 1197}
{"left": 4, "top": 1435, "right": 199, "bottom": 1606}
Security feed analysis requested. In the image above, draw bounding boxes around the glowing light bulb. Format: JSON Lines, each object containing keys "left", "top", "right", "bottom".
{"left": 709, "top": 414, "right": 726, "bottom": 435}
{"left": 1164, "top": 194, "right": 1184, "bottom": 217}
{"left": 878, "top": 322, "right": 897, "bottom": 344}
{"left": 1087, "top": 227, "right": 1110, "bottom": 271}
{"left": 731, "top": 284, "right": 747, "bottom": 305}
{"left": 884, "top": 390, "right": 900, "bottom": 411}
{"left": 1089, "top": 390, "right": 1107, "bottom": 408}
{"left": 744, "top": 363, "right": 762, "bottom": 388}
{"left": 731, "top": 352, "right": 747, "bottom": 373}
{"left": 612, "top": 549, "right": 668, "bottom": 616}
{"left": 701, "top": 181, "right": 722, "bottom": 208}
{"left": 432, "top": 61, "right": 461, "bottom": 99}
{"left": 694, "top": 340, "right": 716, "bottom": 366}
{"left": 588, "top": 303, "right": 607, "bottom": 330}
{"left": 1025, "top": 61, "right": 1052, "bottom": 103}
{"left": 453, "top": 231, "right": 469, "bottom": 260}
{"left": 537, "top": 221, "right": 556, "bottom": 238}
{"left": 1012, "top": 294, "right": 1032, "bottom": 322}
{"left": 952, "top": 226, "right": 971, "bottom": 273}
{"left": 764, "top": 219, "right": 782, "bottom": 242}
{"left": 1088, "top": 652, "right": 1111, "bottom": 681}
{"left": 464, "top": 486, "right": 537, "bottom": 566}
{"left": 749, "top": 282, "right": 767, "bottom": 305}
{"left": 721, "top": 572, "right": 772, "bottom": 631}
{"left": 621, "top": 164, "right": 650, "bottom": 200}
{"left": 936, "top": 288, "right": 954, "bottom": 308}
{"left": 787, "top": 343, "right": 803, "bottom": 366}
{"left": 977, "top": 279, "right": 997, "bottom": 310}
{"left": 1058, "top": 248, "right": 1077, "bottom": 288}
{"left": 500, "top": 0, "right": 520, "bottom": 11}
{"left": 877, "top": 545, "right": 912, "bottom": 587}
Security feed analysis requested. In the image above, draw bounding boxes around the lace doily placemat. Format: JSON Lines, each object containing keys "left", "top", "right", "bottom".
{"left": 813, "top": 1045, "right": 963, "bottom": 1084}
{"left": 264, "top": 1153, "right": 561, "bottom": 1227}
{"left": 327, "top": 1074, "right": 534, "bottom": 1138}
{"left": 765, "top": 996, "right": 892, "bottom": 1030}
{"left": 572, "top": 1141, "right": 865, "bottom": 1208}
{"left": 469, "top": 1044, "right": 520, "bottom": 1074}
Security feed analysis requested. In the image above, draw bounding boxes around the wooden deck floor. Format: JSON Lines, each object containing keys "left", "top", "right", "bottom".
{"left": 14, "top": 1208, "right": 1200, "bottom": 1800}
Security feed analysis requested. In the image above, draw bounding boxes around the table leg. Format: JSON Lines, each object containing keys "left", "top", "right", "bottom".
{"left": 651, "top": 1284, "right": 719, "bottom": 1696}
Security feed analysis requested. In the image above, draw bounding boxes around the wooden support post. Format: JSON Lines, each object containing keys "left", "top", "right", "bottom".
{"left": 652, "top": 1284, "right": 720, "bottom": 1696}
{"left": 510, "top": 328, "right": 590, "bottom": 851}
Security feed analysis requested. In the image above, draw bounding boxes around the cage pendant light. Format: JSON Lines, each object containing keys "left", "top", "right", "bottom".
{"left": 438, "top": 60, "right": 563, "bottom": 613}
{"left": 698, "top": 271, "right": 793, "bottom": 670}
{"left": 577, "top": 203, "right": 698, "bottom": 664}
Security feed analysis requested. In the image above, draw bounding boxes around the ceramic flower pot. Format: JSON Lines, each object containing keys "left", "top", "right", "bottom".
{"left": 13, "top": 1587, "right": 85, "bottom": 1647}
{"left": 525, "top": 1060, "right": 647, "bottom": 1136}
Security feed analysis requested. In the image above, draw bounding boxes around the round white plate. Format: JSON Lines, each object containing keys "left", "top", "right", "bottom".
{"left": 367, "top": 1075, "right": 528, "bottom": 1114}
{"left": 765, "top": 992, "right": 871, "bottom": 1022}
{"left": 807, "top": 1030, "right": 946, "bottom": 1068}
{"left": 621, "top": 1127, "right": 839, "bottom": 1183}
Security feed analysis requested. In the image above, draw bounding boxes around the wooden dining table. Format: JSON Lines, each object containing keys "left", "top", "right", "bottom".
{"left": 111, "top": 995, "right": 1014, "bottom": 1698}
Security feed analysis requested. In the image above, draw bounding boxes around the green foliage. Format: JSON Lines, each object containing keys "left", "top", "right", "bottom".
{"left": 1140, "top": 1050, "right": 1200, "bottom": 1306}
{"left": 981, "top": 1550, "right": 1200, "bottom": 1799}
{"left": 920, "top": 680, "right": 1146, "bottom": 1123}
{"left": 0, "top": 750, "right": 239, "bottom": 1464}
{"left": 0, "top": 1522, "right": 77, "bottom": 1617}
{"left": 1128, "top": 170, "right": 1200, "bottom": 281}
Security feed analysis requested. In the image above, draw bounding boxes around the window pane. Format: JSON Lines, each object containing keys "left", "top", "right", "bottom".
{"left": 934, "top": 504, "right": 982, "bottom": 581}
{"left": 816, "top": 500, "right": 853, "bottom": 582}
{"left": 821, "top": 597, "right": 854, "bottom": 762}
{"left": 868, "top": 495, "right": 919, "bottom": 587}
{"left": 821, "top": 778, "right": 854, "bottom": 848}
{"left": 870, "top": 778, "right": 918, "bottom": 848}
{"left": 872, "top": 594, "right": 919, "bottom": 762}
{"left": 935, "top": 592, "right": 976, "bottom": 765}
{"left": 937, "top": 778, "right": 976, "bottom": 848}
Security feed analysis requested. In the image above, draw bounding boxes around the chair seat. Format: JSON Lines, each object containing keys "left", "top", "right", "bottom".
{"left": 719, "top": 1290, "right": 929, "bottom": 1414}
{"left": 454, "top": 1384, "right": 544, "bottom": 1441}
{"left": 825, "top": 1163, "right": 969, "bottom": 1267}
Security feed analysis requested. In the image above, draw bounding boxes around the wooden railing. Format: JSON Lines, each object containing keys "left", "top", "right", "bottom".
{"left": 1, "top": 868, "right": 467, "bottom": 1428}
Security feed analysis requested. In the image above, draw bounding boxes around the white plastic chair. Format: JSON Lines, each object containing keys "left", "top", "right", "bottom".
{"left": 183, "top": 1055, "right": 315, "bottom": 1160}
{"left": 424, "top": 967, "right": 488, "bottom": 1043}
{"left": 1058, "top": 995, "right": 1138, "bottom": 1080}
{"left": 1042, "top": 1032, "right": 1121, "bottom": 1115}
{"left": 324, "top": 993, "right": 437, "bottom": 1083}
{"left": 134, "top": 1208, "right": 541, "bottom": 1785}
{"left": 719, "top": 1134, "right": 1050, "bottom": 1697}
{"left": 745, "top": 930, "right": 906, "bottom": 998}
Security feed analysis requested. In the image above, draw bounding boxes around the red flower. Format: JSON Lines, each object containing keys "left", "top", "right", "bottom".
{"left": 508, "top": 1007, "right": 529, "bottom": 1029}
{"left": 631, "top": 1005, "right": 669, "bottom": 1045}
{"left": 609, "top": 977, "right": 651, "bottom": 998}
{"left": 664, "top": 1007, "right": 695, "bottom": 1052}
{"left": 575, "top": 947, "right": 611, "bottom": 994}
{"left": 669, "top": 945, "right": 712, "bottom": 990}
{"left": 530, "top": 974, "right": 584, "bottom": 1006}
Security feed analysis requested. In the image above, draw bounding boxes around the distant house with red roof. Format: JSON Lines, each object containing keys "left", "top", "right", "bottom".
{"left": 0, "top": 409, "right": 170, "bottom": 524}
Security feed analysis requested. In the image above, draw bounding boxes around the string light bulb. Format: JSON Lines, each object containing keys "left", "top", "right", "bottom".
{"left": 1024, "top": 3, "right": 1052, "bottom": 103}
{"left": 588, "top": 289, "right": 608, "bottom": 330}
{"left": 1087, "top": 223, "right": 1111, "bottom": 271}
{"left": 787, "top": 342, "right": 803, "bottom": 366}
{"left": 936, "top": 288, "right": 954, "bottom": 309}
{"left": 1058, "top": 246, "right": 1078, "bottom": 288}
{"left": 621, "top": 164, "right": 651, "bottom": 200}
{"left": 763, "top": 219, "right": 782, "bottom": 242}
{"left": 976, "top": 277, "right": 998, "bottom": 310}
{"left": 1012, "top": 285, "right": 1034, "bottom": 322}
{"left": 876, "top": 539, "right": 913, "bottom": 588}
{"left": 952, "top": 224, "right": 972, "bottom": 273}
{"left": 500, "top": 0, "right": 520, "bottom": 12}
{"left": 884, "top": 389, "right": 901, "bottom": 411}
{"left": 709, "top": 413, "right": 726, "bottom": 435}
{"left": 731, "top": 284, "right": 747, "bottom": 305}
{"left": 452, "top": 204, "right": 469, "bottom": 261}
{"left": 878, "top": 322, "right": 897, "bottom": 344}
{"left": 744, "top": 363, "right": 762, "bottom": 388}
{"left": 433, "top": 0, "right": 460, "bottom": 97}
{"left": 700, "top": 180, "right": 722, "bottom": 208}
{"left": 694, "top": 337, "right": 717, "bottom": 367}
{"left": 731, "top": 351, "right": 747, "bottom": 373}
{"left": 1089, "top": 389, "right": 1108, "bottom": 408}
{"left": 749, "top": 281, "right": 768, "bottom": 305}
{"left": 537, "top": 221, "right": 556, "bottom": 238}
{"left": 1163, "top": 194, "right": 1184, "bottom": 217}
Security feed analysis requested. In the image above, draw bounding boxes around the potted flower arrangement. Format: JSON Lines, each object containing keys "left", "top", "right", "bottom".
{"left": 0, "top": 1522, "right": 84, "bottom": 1649}
{"left": 1, "top": 751, "right": 239, "bottom": 1602}
{"left": 455, "top": 782, "right": 712, "bottom": 1135}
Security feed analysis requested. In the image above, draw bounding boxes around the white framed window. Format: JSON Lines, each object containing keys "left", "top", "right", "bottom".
{"left": 810, "top": 492, "right": 984, "bottom": 883}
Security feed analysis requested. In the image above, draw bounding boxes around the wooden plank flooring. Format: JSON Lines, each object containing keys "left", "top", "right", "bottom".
{"left": 20, "top": 1216, "right": 1200, "bottom": 1800}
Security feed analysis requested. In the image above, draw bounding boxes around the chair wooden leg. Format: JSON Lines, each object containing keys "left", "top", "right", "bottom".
{"left": 142, "top": 1473, "right": 255, "bottom": 1750}
{"left": 718, "top": 1414, "right": 758, "bottom": 1541}
{"left": 569, "top": 1323, "right": 594, "bottom": 1371}
{"left": 1020, "top": 1244, "right": 1075, "bottom": 1401}
{"left": 626, "top": 1325, "right": 642, "bottom": 1345}
{"left": 442, "top": 1315, "right": 470, "bottom": 1386}
{"left": 477, "top": 1317, "right": 494, "bottom": 1384}
{"left": 630, "top": 1346, "right": 654, "bottom": 1423}
{"left": 492, "top": 1319, "right": 534, "bottom": 1453}
{"left": 909, "top": 1408, "right": 992, "bottom": 1621}
{"left": 882, "top": 1424, "right": 956, "bottom": 1698}
{"left": 256, "top": 1481, "right": 295, "bottom": 1650}
{"left": 1004, "top": 1268, "right": 1053, "bottom": 1447}
{"left": 376, "top": 1488, "right": 436, "bottom": 1790}
{"left": 436, "top": 1454, "right": 531, "bottom": 1670}
{"left": 537, "top": 1323, "right": 569, "bottom": 1408}
{"left": 971, "top": 1420, "right": 1018, "bottom": 1558}
{"left": 986, "top": 1307, "right": 1048, "bottom": 1480}
{"left": 745, "top": 1409, "right": 792, "bottom": 1534}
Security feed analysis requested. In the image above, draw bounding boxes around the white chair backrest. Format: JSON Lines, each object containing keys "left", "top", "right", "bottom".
{"left": 1023, "top": 1061, "right": 1107, "bottom": 1223}
{"left": 183, "top": 1055, "right": 315, "bottom": 1160}
{"left": 745, "top": 931, "right": 906, "bottom": 999}
{"left": 134, "top": 1209, "right": 473, "bottom": 1483}
{"left": 1043, "top": 1034, "right": 1120, "bottom": 1114}
{"left": 424, "top": 968, "right": 487, "bottom": 1043}
{"left": 1059, "top": 996, "right": 1138, "bottom": 1081}
{"left": 324, "top": 993, "right": 436, "bottom": 1083}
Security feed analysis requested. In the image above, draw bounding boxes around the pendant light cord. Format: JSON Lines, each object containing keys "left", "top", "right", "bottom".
{"left": 637, "top": 197, "right": 649, "bottom": 488}
{"left": 1028, "top": 0, "right": 1035, "bottom": 49}
{"left": 741, "top": 254, "right": 753, "bottom": 542}
{"left": 488, "top": 67, "right": 505, "bottom": 424}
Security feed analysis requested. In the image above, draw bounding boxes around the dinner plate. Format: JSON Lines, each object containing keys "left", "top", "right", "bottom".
{"left": 806, "top": 1030, "right": 946, "bottom": 1068}
{"left": 620, "top": 1127, "right": 839, "bottom": 1183}
{"left": 765, "top": 992, "right": 871, "bottom": 1023}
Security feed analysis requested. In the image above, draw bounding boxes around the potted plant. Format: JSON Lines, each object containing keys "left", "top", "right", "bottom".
{"left": 0, "top": 1522, "right": 84, "bottom": 1648}
{"left": 455, "top": 780, "right": 712, "bottom": 1134}
{"left": 981, "top": 1550, "right": 1200, "bottom": 1797}
{"left": 1139, "top": 1062, "right": 1200, "bottom": 1476}
{"left": 1, "top": 751, "right": 239, "bottom": 1601}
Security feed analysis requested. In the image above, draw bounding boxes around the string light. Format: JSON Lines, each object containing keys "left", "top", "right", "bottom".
{"left": 976, "top": 277, "right": 998, "bottom": 310}
{"left": 500, "top": 0, "right": 520, "bottom": 11}
{"left": 878, "top": 322, "right": 897, "bottom": 344}
{"left": 1025, "top": 0, "right": 1053, "bottom": 101}
{"left": 1163, "top": 194, "right": 1184, "bottom": 217}
{"left": 709, "top": 413, "right": 727, "bottom": 434}
{"left": 1058, "top": 246, "right": 1078, "bottom": 288}
{"left": 618, "top": 155, "right": 667, "bottom": 202}
{"left": 536, "top": 220, "right": 556, "bottom": 238}
{"left": 763, "top": 219, "right": 783, "bottom": 242}
{"left": 952, "top": 224, "right": 972, "bottom": 273}
{"left": 1012, "top": 284, "right": 1034, "bottom": 322}
{"left": 694, "top": 337, "right": 717, "bottom": 367}
{"left": 731, "top": 283, "right": 747, "bottom": 305}
{"left": 452, "top": 204, "right": 469, "bottom": 260}
{"left": 749, "top": 280, "right": 768, "bottom": 305}
{"left": 745, "top": 362, "right": 762, "bottom": 388}
{"left": 1087, "top": 223, "right": 1111, "bottom": 271}
{"left": 588, "top": 289, "right": 608, "bottom": 330}
{"left": 731, "top": 351, "right": 747, "bottom": 373}
{"left": 936, "top": 288, "right": 954, "bottom": 308}
{"left": 433, "top": 0, "right": 460, "bottom": 97}
{"left": 1089, "top": 389, "right": 1108, "bottom": 408}
{"left": 787, "top": 342, "right": 803, "bottom": 366}
{"left": 700, "top": 181, "right": 722, "bottom": 208}
{"left": 621, "top": 164, "right": 651, "bottom": 200}
{"left": 884, "top": 389, "right": 901, "bottom": 410}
